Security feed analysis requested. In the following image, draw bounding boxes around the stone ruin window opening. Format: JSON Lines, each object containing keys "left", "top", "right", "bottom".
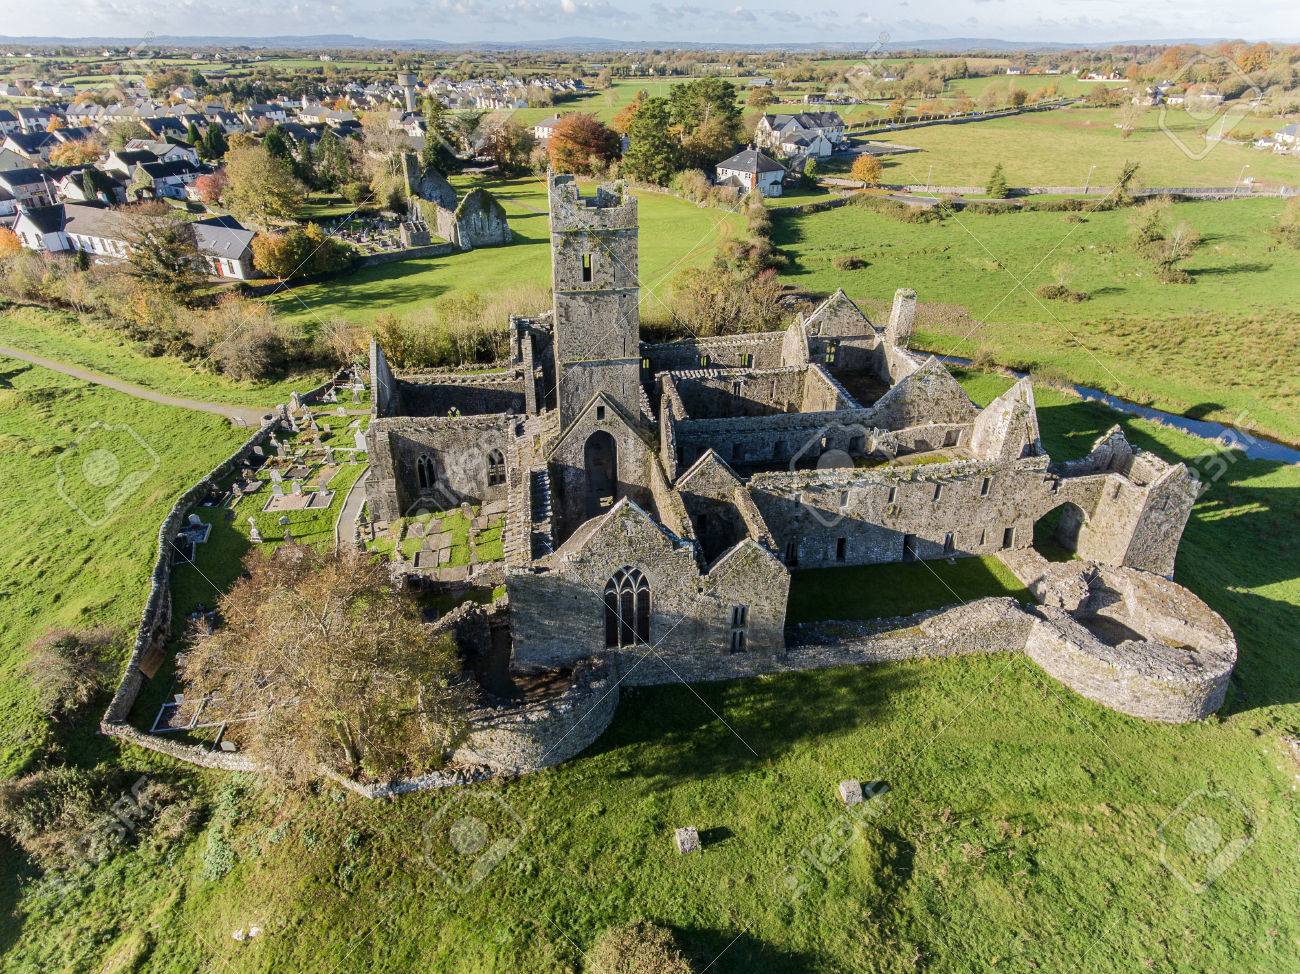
{"left": 849, "top": 434, "right": 865, "bottom": 453}
{"left": 699, "top": 354, "right": 711, "bottom": 368}
{"left": 1002, "top": 526, "right": 1016, "bottom": 549}
{"left": 943, "top": 532, "right": 955, "bottom": 555}
{"left": 785, "top": 539, "right": 799, "bottom": 566}
{"left": 980, "top": 476, "right": 991, "bottom": 497}
{"left": 835, "top": 537, "right": 847, "bottom": 562}
{"left": 416, "top": 454, "right": 435, "bottom": 491}
{"left": 887, "top": 485, "right": 898, "bottom": 504}
{"left": 979, "top": 527, "right": 987, "bottom": 546}
{"left": 641, "top": 357, "right": 651, "bottom": 372}
{"left": 943, "top": 429, "right": 960, "bottom": 448}
{"left": 933, "top": 483, "right": 943, "bottom": 501}
{"left": 582, "top": 252, "right": 593, "bottom": 283}
{"left": 604, "top": 566, "right": 650, "bottom": 648}
{"left": 487, "top": 449, "right": 506, "bottom": 487}
{"left": 740, "top": 352, "right": 754, "bottom": 368}
{"left": 732, "top": 442, "right": 745, "bottom": 463}
{"left": 772, "top": 440, "right": 787, "bottom": 461}
{"left": 732, "top": 381, "right": 743, "bottom": 397}
{"left": 596, "top": 405, "right": 606, "bottom": 421}
{"left": 729, "top": 604, "right": 749, "bottom": 654}
{"left": 903, "top": 533, "right": 919, "bottom": 561}
{"left": 825, "top": 340, "right": 838, "bottom": 365}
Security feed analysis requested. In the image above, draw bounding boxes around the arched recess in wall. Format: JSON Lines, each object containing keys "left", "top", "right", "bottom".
{"left": 1034, "top": 501, "right": 1088, "bottom": 562}
{"left": 604, "top": 566, "right": 650, "bottom": 648}
{"left": 584, "top": 430, "right": 618, "bottom": 517}
{"left": 416, "top": 454, "right": 435, "bottom": 491}
{"left": 487, "top": 449, "right": 506, "bottom": 487}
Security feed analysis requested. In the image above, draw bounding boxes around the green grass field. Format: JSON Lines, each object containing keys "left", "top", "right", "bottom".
{"left": 507, "top": 78, "right": 700, "bottom": 127}
{"left": 268, "top": 175, "right": 741, "bottom": 332}
{"left": 0, "top": 305, "right": 326, "bottom": 408}
{"left": 1, "top": 366, "right": 1295, "bottom": 973}
{"left": 860, "top": 107, "right": 1300, "bottom": 188}
{"left": 0, "top": 362, "right": 250, "bottom": 777}
{"left": 774, "top": 196, "right": 1300, "bottom": 443}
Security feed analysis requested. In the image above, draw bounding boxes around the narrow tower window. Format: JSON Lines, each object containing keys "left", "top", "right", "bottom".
{"left": 581, "top": 252, "right": 593, "bottom": 283}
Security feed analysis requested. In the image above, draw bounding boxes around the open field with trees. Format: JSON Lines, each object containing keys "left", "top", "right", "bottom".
{"left": 1, "top": 368, "right": 1295, "bottom": 973}
{"left": 774, "top": 195, "right": 1300, "bottom": 443}
{"left": 854, "top": 107, "right": 1300, "bottom": 187}
{"left": 267, "top": 175, "right": 743, "bottom": 332}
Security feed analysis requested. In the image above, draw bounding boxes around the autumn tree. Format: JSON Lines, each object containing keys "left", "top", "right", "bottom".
{"left": 48, "top": 138, "right": 103, "bottom": 167}
{"left": 0, "top": 226, "right": 20, "bottom": 257}
{"left": 24, "top": 628, "right": 116, "bottom": 720}
{"left": 192, "top": 169, "right": 228, "bottom": 205}
{"left": 477, "top": 116, "right": 534, "bottom": 174}
{"left": 122, "top": 206, "right": 204, "bottom": 296}
{"left": 251, "top": 223, "right": 354, "bottom": 280}
{"left": 177, "top": 546, "right": 469, "bottom": 782}
{"left": 221, "top": 145, "right": 306, "bottom": 228}
{"left": 611, "top": 89, "right": 646, "bottom": 135}
{"left": 547, "top": 113, "right": 620, "bottom": 175}
{"left": 850, "top": 153, "right": 883, "bottom": 186}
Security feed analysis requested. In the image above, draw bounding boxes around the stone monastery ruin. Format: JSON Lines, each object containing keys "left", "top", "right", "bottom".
{"left": 356, "top": 173, "right": 1238, "bottom": 779}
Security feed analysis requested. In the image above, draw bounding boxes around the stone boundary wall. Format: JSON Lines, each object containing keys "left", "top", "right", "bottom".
{"left": 844, "top": 99, "right": 1078, "bottom": 136}
{"left": 100, "top": 372, "right": 342, "bottom": 763}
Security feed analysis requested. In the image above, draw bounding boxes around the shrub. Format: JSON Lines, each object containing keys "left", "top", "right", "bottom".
{"left": 25, "top": 627, "right": 116, "bottom": 719}
{"left": 191, "top": 294, "right": 304, "bottom": 380}
{"left": 1034, "top": 283, "right": 1089, "bottom": 302}
{"left": 833, "top": 254, "right": 869, "bottom": 270}
{"left": 849, "top": 153, "right": 883, "bottom": 186}
{"left": 252, "top": 223, "right": 354, "bottom": 281}
{"left": 0, "top": 767, "right": 122, "bottom": 870}
{"left": 584, "top": 921, "right": 694, "bottom": 974}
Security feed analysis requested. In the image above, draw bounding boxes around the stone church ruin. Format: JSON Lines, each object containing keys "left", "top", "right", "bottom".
{"left": 359, "top": 173, "right": 1238, "bottom": 779}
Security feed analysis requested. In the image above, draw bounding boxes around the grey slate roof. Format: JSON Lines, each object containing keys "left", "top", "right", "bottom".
{"left": 192, "top": 216, "right": 255, "bottom": 260}
{"left": 716, "top": 147, "right": 785, "bottom": 175}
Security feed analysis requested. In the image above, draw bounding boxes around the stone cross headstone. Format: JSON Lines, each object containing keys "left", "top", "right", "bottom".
{"left": 248, "top": 517, "right": 262, "bottom": 543}
{"left": 674, "top": 827, "right": 701, "bottom": 855}
{"left": 324, "top": 446, "right": 334, "bottom": 464}
{"left": 290, "top": 391, "right": 302, "bottom": 413}
{"left": 276, "top": 440, "right": 288, "bottom": 458}
{"left": 278, "top": 514, "right": 292, "bottom": 543}
{"left": 324, "top": 388, "right": 337, "bottom": 403}
{"left": 352, "top": 383, "right": 362, "bottom": 403}
{"left": 336, "top": 406, "right": 346, "bottom": 417}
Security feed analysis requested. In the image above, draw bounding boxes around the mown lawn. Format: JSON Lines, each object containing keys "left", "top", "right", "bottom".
{"left": 1, "top": 371, "right": 1296, "bottom": 973}
{"left": 0, "top": 362, "right": 250, "bottom": 777}
{"left": 775, "top": 196, "right": 1300, "bottom": 443}
{"left": 861, "top": 107, "right": 1300, "bottom": 188}
{"left": 0, "top": 305, "right": 326, "bottom": 408}
{"left": 267, "top": 175, "right": 741, "bottom": 332}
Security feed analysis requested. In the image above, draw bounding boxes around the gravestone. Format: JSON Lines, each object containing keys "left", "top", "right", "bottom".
{"left": 269, "top": 468, "right": 283, "bottom": 482}
{"left": 838, "top": 780, "right": 864, "bottom": 806}
{"left": 248, "top": 517, "right": 262, "bottom": 543}
{"left": 354, "top": 431, "right": 367, "bottom": 452}
{"left": 271, "top": 483, "right": 284, "bottom": 497}
{"left": 291, "top": 481, "right": 302, "bottom": 496}
{"left": 674, "top": 827, "right": 701, "bottom": 854}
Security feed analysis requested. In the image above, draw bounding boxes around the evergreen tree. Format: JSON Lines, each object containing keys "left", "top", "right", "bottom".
{"left": 622, "top": 97, "right": 681, "bottom": 185}
{"left": 315, "top": 127, "right": 351, "bottom": 192}
{"left": 985, "top": 163, "right": 1010, "bottom": 199}
{"left": 203, "top": 125, "right": 228, "bottom": 160}
{"left": 262, "top": 124, "right": 290, "bottom": 160}
{"left": 185, "top": 121, "right": 203, "bottom": 147}
{"left": 295, "top": 138, "right": 317, "bottom": 190}
{"left": 420, "top": 95, "right": 459, "bottom": 174}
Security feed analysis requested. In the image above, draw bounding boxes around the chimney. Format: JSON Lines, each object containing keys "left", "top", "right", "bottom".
{"left": 886, "top": 288, "right": 916, "bottom": 348}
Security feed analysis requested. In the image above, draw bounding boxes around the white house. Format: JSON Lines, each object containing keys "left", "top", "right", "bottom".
{"left": 12, "top": 204, "right": 69, "bottom": 251}
{"left": 533, "top": 114, "right": 567, "bottom": 144}
{"left": 0, "top": 110, "right": 20, "bottom": 136}
{"left": 756, "top": 112, "right": 845, "bottom": 158}
{"left": 715, "top": 147, "right": 786, "bottom": 197}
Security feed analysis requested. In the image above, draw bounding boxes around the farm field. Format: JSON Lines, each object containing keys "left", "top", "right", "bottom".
{"left": 0, "top": 305, "right": 325, "bottom": 407}
{"left": 1, "top": 369, "right": 1295, "bottom": 973}
{"left": 505, "top": 77, "right": 705, "bottom": 127}
{"left": 774, "top": 195, "right": 1300, "bottom": 443}
{"left": 856, "top": 107, "right": 1300, "bottom": 187}
{"left": 268, "top": 175, "right": 741, "bottom": 332}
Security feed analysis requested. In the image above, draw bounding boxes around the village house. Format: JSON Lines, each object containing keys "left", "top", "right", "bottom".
{"left": 533, "top": 114, "right": 567, "bottom": 144}
{"left": 755, "top": 111, "right": 845, "bottom": 158}
{"left": 0, "top": 110, "right": 20, "bottom": 136}
{"left": 11, "top": 201, "right": 256, "bottom": 279}
{"left": 715, "top": 146, "right": 786, "bottom": 197}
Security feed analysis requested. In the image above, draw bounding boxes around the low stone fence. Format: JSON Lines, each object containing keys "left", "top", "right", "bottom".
{"left": 100, "top": 371, "right": 342, "bottom": 764}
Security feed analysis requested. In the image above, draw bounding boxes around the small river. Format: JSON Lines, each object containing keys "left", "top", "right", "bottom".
{"left": 937, "top": 356, "right": 1299, "bottom": 465}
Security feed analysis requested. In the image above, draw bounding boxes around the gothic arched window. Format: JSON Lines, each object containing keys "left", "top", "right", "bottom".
{"left": 416, "top": 454, "right": 434, "bottom": 491}
{"left": 604, "top": 566, "right": 650, "bottom": 648}
{"left": 487, "top": 449, "right": 506, "bottom": 487}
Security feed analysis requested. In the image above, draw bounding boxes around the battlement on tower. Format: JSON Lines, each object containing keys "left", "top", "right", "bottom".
{"left": 548, "top": 174, "right": 638, "bottom": 231}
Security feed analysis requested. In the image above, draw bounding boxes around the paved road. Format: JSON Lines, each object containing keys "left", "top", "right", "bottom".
{"left": 0, "top": 345, "right": 273, "bottom": 426}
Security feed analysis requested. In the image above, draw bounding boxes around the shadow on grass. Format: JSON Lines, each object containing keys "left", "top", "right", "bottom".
{"left": 678, "top": 927, "right": 820, "bottom": 974}
{"left": 588, "top": 663, "right": 916, "bottom": 790}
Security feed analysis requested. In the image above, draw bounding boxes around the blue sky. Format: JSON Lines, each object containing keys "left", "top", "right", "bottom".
{"left": 0, "top": 0, "right": 1296, "bottom": 44}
